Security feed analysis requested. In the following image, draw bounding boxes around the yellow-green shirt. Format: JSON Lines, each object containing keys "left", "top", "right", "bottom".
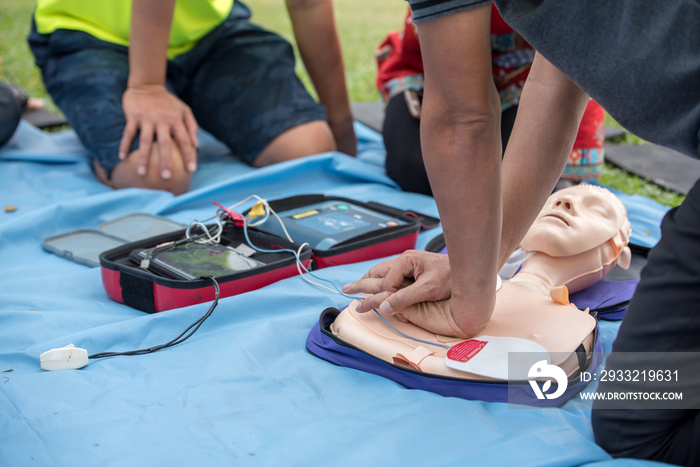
{"left": 35, "top": 0, "right": 234, "bottom": 59}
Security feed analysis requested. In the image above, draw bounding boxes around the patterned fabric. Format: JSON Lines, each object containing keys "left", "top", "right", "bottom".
{"left": 381, "top": 75, "right": 425, "bottom": 101}
{"left": 375, "top": 12, "right": 423, "bottom": 102}
{"left": 497, "top": 83, "right": 524, "bottom": 111}
{"left": 563, "top": 148, "right": 605, "bottom": 180}
{"left": 492, "top": 49, "right": 535, "bottom": 69}
{"left": 491, "top": 31, "right": 518, "bottom": 52}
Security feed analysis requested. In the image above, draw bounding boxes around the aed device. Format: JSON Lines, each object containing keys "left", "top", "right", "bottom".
{"left": 247, "top": 195, "right": 427, "bottom": 269}
{"left": 99, "top": 195, "right": 433, "bottom": 313}
{"left": 258, "top": 200, "right": 407, "bottom": 249}
{"left": 100, "top": 223, "right": 311, "bottom": 313}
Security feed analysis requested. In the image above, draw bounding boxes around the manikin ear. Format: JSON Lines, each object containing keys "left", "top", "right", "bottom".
{"left": 617, "top": 246, "right": 632, "bottom": 270}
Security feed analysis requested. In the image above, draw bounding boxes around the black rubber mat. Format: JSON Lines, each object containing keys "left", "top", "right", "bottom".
{"left": 605, "top": 143, "right": 700, "bottom": 195}
{"left": 351, "top": 102, "right": 384, "bottom": 132}
{"left": 22, "top": 108, "right": 67, "bottom": 129}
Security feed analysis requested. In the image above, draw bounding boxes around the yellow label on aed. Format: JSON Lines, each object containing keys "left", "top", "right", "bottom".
{"left": 292, "top": 210, "right": 319, "bottom": 219}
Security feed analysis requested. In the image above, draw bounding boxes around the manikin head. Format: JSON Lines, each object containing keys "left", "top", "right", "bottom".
{"left": 518, "top": 184, "right": 632, "bottom": 292}
{"left": 521, "top": 184, "right": 631, "bottom": 257}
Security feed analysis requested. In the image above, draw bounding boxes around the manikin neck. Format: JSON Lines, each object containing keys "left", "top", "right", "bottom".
{"left": 508, "top": 250, "right": 600, "bottom": 296}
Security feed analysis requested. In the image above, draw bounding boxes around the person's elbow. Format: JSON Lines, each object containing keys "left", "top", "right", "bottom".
{"left": 422, "top": 100, "right": 500, "bottom": 148}
{"left": 421, "top": 85, "right": 500, "bottom": 143}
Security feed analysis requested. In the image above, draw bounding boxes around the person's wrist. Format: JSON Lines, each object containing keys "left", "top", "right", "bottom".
{"left": 125, "top": 82, "right": 167, "bottom": 91}
{"left": 327, "top": 108, "right": 353, "bottom": 128}
{"left": 449, "top": 290, "right": 494, "bottom": 338}
{"left": 125, "top": 65, "right": 168, "bottom": 88}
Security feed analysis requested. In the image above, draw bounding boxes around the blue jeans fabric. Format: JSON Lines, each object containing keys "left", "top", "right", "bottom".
{"left": 28, "top": 1, "right": 327, "bottom": 177}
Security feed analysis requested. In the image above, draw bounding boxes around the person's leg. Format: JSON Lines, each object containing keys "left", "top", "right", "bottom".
{"left": 28, "top": 27, "right": 191, "bottom": 194}
{"left": 176, "top": 2, "right": 333, "bottom": 167}
{"left": 382, "top": 93, "right": 431, "bottom": 195}
{"left": 592, "top": 178, "right": 700, "bottom": 466}
{"left": 0, "top": 81, "right": 21, "bottom": 146}
{"left": 251, "top": 121, "right": 334, "bottom": 167}
{"left": 93, "top": 143, "right": 191, "bottom": 194}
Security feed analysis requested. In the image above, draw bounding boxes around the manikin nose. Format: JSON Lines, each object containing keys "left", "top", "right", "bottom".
{"left": 554, "top": 196, "right": 576, "bottom": 214}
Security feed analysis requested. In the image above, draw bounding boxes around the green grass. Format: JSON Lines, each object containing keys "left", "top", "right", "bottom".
{"left": 246, "top": 0, "right": 406, "bottom": 102}
{"left": 600, "top": 163, "right": 686, "bottom": 207}
{"left": 0, "top": 0, "right": 50, "bottom": 98}
{"left": 0, "top": 0, "right": 686, "bottom": 207}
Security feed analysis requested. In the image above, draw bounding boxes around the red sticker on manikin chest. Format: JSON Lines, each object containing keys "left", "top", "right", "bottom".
{"left": 446, "top": 340, "right": 488, "bottom": 362}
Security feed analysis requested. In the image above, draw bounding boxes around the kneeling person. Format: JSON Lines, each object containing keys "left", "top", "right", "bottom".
{"left": 29, "top": 0, "right": 355, "bottom": 194}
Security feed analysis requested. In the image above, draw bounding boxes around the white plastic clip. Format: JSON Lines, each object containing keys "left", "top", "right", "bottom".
{"left": 40, "top": 344, "right": 89, "bottom": 371}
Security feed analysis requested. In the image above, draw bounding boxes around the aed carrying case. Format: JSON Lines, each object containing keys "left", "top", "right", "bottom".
{"left": 100, "top": 222, "right": 311, "bottom": 313}
{"left": 246, "top": 195, "right": 428, "bottom": 269}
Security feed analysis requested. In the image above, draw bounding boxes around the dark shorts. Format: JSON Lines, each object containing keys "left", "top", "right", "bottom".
{"left": 28, "top": 2, "right": 327, "bottom": 177}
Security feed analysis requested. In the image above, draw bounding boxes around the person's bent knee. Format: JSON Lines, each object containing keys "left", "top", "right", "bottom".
{"left": 94, "top": 149, "right": 192, "bottom": 195}
{"left": 253, "top": 120, "right": 335, "bottom": 167}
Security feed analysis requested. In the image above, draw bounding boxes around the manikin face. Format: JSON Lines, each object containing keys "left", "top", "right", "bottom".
{"left": 520, "top": 185, "right": 626, "bottom": 257}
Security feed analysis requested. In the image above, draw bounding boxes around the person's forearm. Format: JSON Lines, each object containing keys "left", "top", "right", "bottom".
{"left": 286, "top": 0, "right": 352, "bottom": 127}
{"left": 498, "top": 53, "right": 590, "bottom": 269}
{"left": 422, "top": 98, "right": 502, "bottom": 336}
{"left": 121, "top": 0, "right": 198, "bottom": 183}
{"left": 127, "top": 0, "right": 176, "bottom": 87}
{"left": 417, "top": 7, "right": 500, "bottom": 336}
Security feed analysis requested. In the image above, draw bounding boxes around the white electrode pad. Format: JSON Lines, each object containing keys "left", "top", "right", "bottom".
{"left": 445, "top": 335, "right": 549, "bottom": 380}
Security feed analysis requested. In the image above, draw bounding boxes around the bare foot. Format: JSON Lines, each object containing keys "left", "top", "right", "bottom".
{"left": 26, "top": 97, "right": 45, "bottom": 111}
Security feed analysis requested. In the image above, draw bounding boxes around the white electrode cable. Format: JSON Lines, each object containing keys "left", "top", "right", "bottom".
{"left": 40, "top": 276, "right": 221, "bottom": 371}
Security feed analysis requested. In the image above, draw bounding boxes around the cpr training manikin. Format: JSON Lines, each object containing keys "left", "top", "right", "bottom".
{"left": 331, "top": 185, "right": 632, "bottom": 380}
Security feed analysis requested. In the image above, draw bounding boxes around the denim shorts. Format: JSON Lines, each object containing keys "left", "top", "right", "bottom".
{"left": 28, "top": 2, "right": 327, "bottom": 177}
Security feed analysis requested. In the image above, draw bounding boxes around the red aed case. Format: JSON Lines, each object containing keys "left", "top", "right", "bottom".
{"left": 100, "top": 223, "right": 312, "bottom": 313}
{"left": 100, "top": 196, "right": 431, "bottom": 313}
{"left": 246, "top": 195, "right": 428, "bottom": 269}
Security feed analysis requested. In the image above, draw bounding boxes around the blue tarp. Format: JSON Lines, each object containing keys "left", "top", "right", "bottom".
{"left": 0, "top": 121, "right": 670, "bottom": 466}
